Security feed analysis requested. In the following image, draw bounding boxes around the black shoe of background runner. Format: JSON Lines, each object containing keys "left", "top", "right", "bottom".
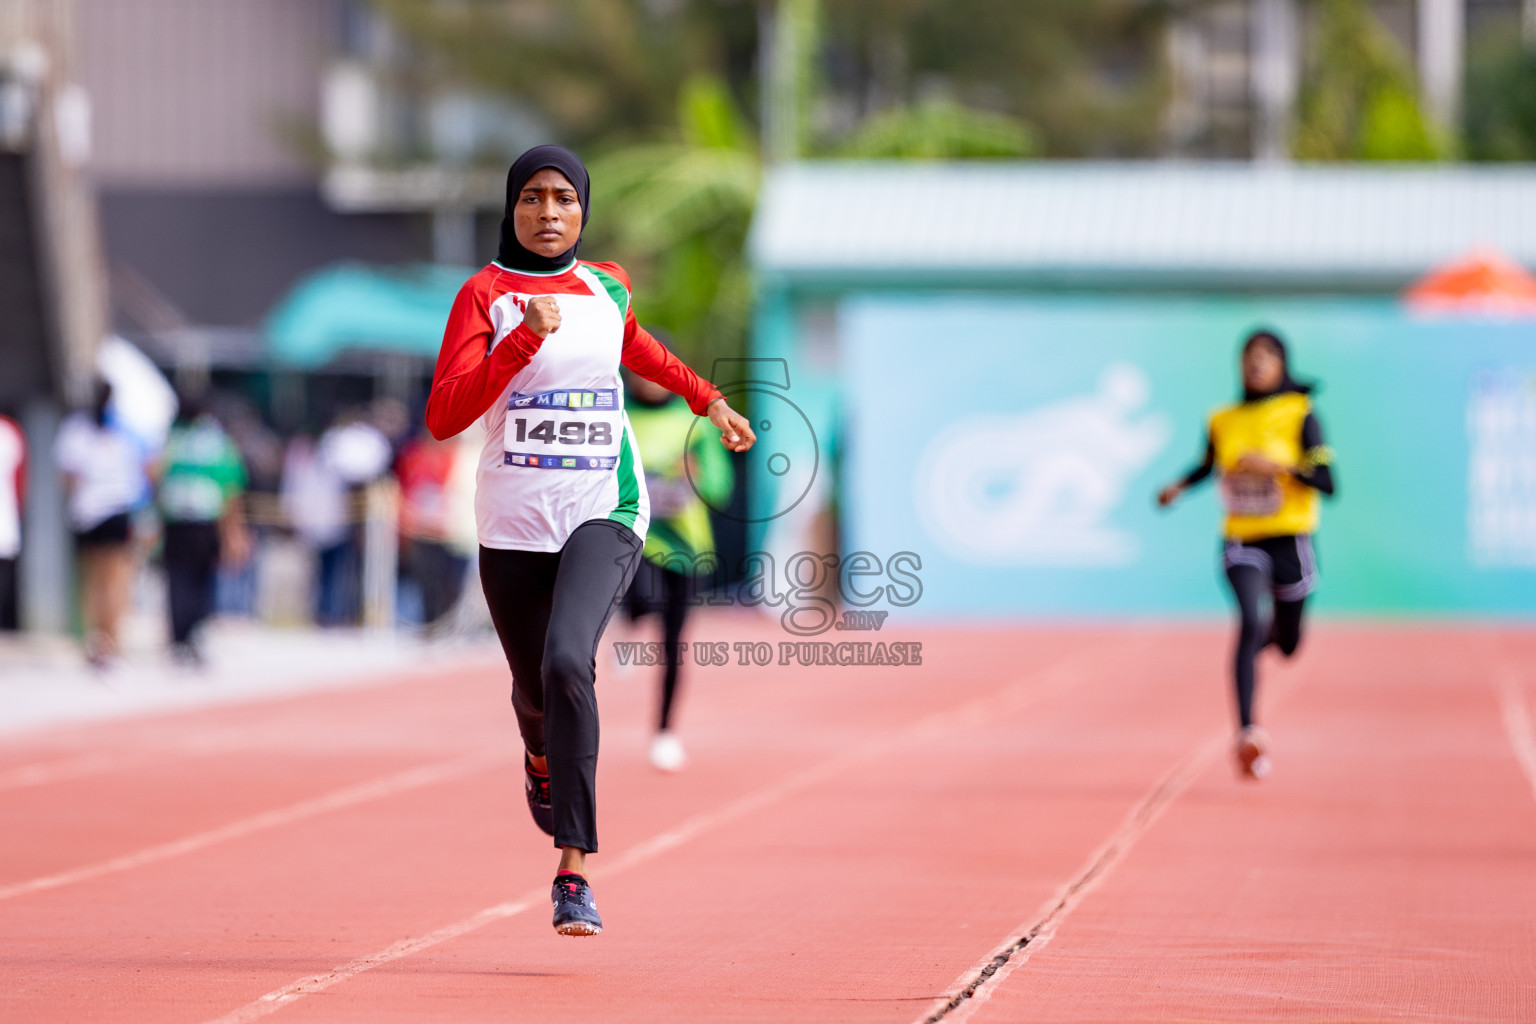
{"left": 551, "top": 873, "right": 603, "bottom": 936}
{"left": 525, "top": 754, "right": 554, "bottom": 836}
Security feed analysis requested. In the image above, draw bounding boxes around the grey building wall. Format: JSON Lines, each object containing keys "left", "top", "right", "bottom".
{"left": 99, "top": 189, "right": 427, "bottom": 329}
{"left": 77, "top": 0, "right": 341, "bottom": 188}
{"left": 76, "top": 0, "right": 429, "bottom": 331}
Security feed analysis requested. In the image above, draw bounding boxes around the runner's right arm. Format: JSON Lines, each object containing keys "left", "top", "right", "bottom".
{"left": 1176, "top": 434, "right": 1217, "bottom": 490}
{"left": 425, "top": 274, "right": 546, "bottom": 440}
{"left": 1158, "top": 431, "right": 1216, "bottom": 507}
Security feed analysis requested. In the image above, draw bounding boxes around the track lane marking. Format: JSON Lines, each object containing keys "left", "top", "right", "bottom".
{"left": 0, "top": 734, "right": 261, "bottom": 795}
{"left": 916, "top": 647, "right": 1316, "bottom": 1024}
{"left": 0, "top": 752, "right": 506, "bottom": 902}
{"left": 0, "top": 651, "right": 508, "bottom": 790}
{"left": 0, "top": 749, "right": 161, "bottom": 793}
{"left": 914, "top": 727, "right": 1229, "bottom": 1024}
{"left": 200, "top": 636, "right": 1157, "bottom": 1024}
{"left": 1497, "top": 669, "right": 1536, "bottom": 804}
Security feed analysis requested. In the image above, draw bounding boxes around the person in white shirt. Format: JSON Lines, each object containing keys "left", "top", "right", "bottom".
{"left": 0, "top": 413, "right": 24, "bottom": 631}
{"left": 54, "top": 382, "right": 149, "bottom": 666}
{"left": 309, "top": 413, "right": 391, "bottom": 626}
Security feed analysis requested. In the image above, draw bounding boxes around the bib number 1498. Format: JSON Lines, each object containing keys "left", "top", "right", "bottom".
{"left": 512, "top": 418, "right": 613, "bottom": 447}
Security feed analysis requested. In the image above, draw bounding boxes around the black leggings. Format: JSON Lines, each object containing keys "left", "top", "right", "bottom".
{"left": 623, "top": 558, "right": 693, "bottom": 732}
{"left": 164, "top": 521, "right": 221, "bottom": 646}
{"left": 1225, "top": 564, "right": 1305, "bottom": 729}
{"left": 479, "top": 520, "right": 642, "bottom": 853}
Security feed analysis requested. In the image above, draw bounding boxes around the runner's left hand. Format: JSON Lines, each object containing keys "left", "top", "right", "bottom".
{"left": 707, "top": 399, "right": 756, "bottom": 453}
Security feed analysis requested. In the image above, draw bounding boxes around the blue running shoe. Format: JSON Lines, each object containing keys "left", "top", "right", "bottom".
{"left": 525, "top": 754, "right": 554, "bottom": 836}
{"left": 552, "top": 873, "right": 602, "bottom": 936}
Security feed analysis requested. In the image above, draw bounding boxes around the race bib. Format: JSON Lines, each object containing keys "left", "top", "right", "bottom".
{"left": 504, "top": 388, "right": 622, "bottom": 470}
{"left": 1220, "top": 472, "right": 1283, "bottom": 516}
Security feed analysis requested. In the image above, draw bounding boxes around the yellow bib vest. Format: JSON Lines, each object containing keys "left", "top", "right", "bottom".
{"left": 1209, "top": 392, "right": 1319, "bottom": 542}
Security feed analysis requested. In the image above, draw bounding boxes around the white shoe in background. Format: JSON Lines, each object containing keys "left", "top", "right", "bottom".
{"left": 649, "top": 731, "right": 687, "bottom": 772}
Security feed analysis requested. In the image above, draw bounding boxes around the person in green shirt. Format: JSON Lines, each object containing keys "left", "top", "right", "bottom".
{"left": 620, "top": 361, "right": 734, "bottom": 771}
{"left": 155, "top": 394, "right": 250, "bottom": 666}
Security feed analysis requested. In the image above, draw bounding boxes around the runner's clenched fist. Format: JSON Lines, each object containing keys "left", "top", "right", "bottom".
{"left": 524, "top": 296, "right": 562, "bottom": 338}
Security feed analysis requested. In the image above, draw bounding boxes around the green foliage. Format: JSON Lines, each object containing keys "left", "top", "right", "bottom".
{"left": 821, "top": 0, "right": 1168, "bottom": 157}
{"left": 368, "top": 0, "right": 1160, "bottom": 363}
{"left": 586, "top": 77, "right": 760, "bottom": 368}
{"left": 367, "top": 0, "right": 756, "bottom": 147}
{"left": 1464, "top": 24, "right": 1536, "bottom": 161}
{"left": 764, "top": 0, "right": 825, "bottom": 161}
{"left": 1293, "top": 0, "right": 1448, "bottom": 161}
{"left": 1357, "top": 85, "right": 1442, "bottom": 161}
{"left": 833, "top": 96, "right": 1037, "bottom": 159}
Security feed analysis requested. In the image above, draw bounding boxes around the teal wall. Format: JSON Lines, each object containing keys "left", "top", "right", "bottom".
{"left": 752, "top": 290, "right": 1536, "bottom": 618}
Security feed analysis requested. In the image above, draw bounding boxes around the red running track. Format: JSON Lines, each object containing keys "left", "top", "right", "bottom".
{"left": 1, "top": 617, "right": 1534, "bottom": 1023}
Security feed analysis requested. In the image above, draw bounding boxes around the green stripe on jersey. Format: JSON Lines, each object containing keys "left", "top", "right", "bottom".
{"left": 585, "top": 264, "right": 631, "bottom": 319}
{"left": 608, "top": 424, "right": 641, "bottom": 530}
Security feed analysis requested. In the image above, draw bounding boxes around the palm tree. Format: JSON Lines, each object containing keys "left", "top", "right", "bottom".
{"left": 587, "top": 0, "right": 1034, "bottom": 367}
{"left": 368, "top": 0, "right": 1040, "bottom": 365}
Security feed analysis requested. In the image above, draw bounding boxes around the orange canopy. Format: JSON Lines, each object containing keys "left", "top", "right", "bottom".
{"left": 1404, "top": 248, "right": 1536, "bottom": 315}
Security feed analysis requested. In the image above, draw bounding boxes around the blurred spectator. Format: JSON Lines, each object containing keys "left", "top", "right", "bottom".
{"left": 319, "top": 410, "right": 391, "bottom": 626}
{"left": 281, "top": 412, "right": 391, "bottom": 627}
{"left": 320, "top": 410, "right": 393, "bottom": 487}
{"left": 216, "top": 399, "right": 283, "bottom": 618}
{"left": 620, "top": 366, "right": 735, "bottom": 772}
{"left": 55, "top": 381, "right": 150, "bottom": 668}
{"left": 155, "top": 394, "right": 250, "bottom": 666}
{"left": 0, "top": 413, "right": 24, "bottom": 631}
{"left": 280, "top": 433, "right": 350, "bottom": 627}
{"left": 395, "top": 429, "right": 470, "bottom": 627}
{"left": 370, "top": 396, "right": 413, "bottom": 453}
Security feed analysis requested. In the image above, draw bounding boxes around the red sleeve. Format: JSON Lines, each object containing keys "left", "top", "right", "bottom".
{"left": 620, "top": 310, "right": 723, "bottom": 416}
{"left": 5, "top": 418, "right": 22, "bottom": 506}
{"left": 585, "top": 260, "right": 722, "bottom": 415}
{"left": 621, "top": 313, "right": 722, "bottom": 415}
{"left": 425, "top": 272, "right": 544, "bottom": 440}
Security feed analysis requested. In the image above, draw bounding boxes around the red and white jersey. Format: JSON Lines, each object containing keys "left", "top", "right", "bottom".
{"left": 426, "top": 259, "right": 721, "bottom": 553}
{"left": 0, "top": 415, "right": 23, "bottom": 559}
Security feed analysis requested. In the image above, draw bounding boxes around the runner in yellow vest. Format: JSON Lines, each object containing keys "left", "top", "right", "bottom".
{"left": 620, "top": 360, "right": 734, "bottom": 772}
{"left": 1158, "top": 329, "right": 1336, "bottom": 780}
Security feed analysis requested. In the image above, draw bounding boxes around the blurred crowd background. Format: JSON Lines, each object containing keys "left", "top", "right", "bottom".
{"left": 1, "top": 0, "right": 1534, "bottom": 665}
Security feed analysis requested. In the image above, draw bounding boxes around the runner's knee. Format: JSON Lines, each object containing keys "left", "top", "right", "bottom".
{"left": 542, "top": 644, "right": 594, "bottom": 701}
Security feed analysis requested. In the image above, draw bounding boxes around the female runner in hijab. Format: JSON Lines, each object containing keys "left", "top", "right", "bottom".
{"left": 427, "top": 145, "right": 755, "bottom": 935}
{"left": 1157, "top": 329, "right": 1336, "bottom": 780}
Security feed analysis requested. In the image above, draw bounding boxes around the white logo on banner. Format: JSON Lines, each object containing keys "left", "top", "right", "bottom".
{"left": 916, "top": 364, "right": 1171, "bottom": 566}
{"left": 1468, "top": 369, "right": 1536, "bottom": 567}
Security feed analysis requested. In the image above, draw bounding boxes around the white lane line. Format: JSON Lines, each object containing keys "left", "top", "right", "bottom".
{"left": 0, "top": 750, "right": 156, "bottom": 793}
{"left": 1497, "top": 670, "right": 1536, "bottom": 805}
{"left": 0, "top": 753, "right": 504, "bottom": 902}
{"left": 914, "top": 727, "right": 1230, "bottom": 1024}
{"left": 200, "top": 639, "right": 1151, "bottom": 1024}
{"left": 0, "top": 733, "right": 258, "bottom": 795}
{"left": 916, "top": 641, "right": 1320, "bottom": 1024}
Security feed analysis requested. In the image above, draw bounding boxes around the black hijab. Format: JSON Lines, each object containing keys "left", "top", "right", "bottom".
{"left": 496, "top": 145, "right": 590, "bottom": 272}
{"left": 1241, "top": 328, "right": 1313, "bottom": 402}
